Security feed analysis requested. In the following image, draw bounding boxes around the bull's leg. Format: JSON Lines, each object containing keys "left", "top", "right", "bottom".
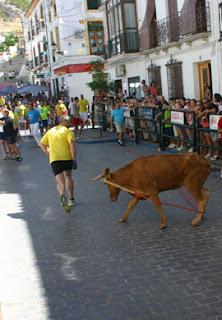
{"left": 150, "top": 194, "right": 168, "bottom": 229}
{"left": 185, "top": 185, "right": 210, "bottom": 227}
{"left": 191, "top": 187, "right": 210, "bottom": 227}
{"left": 119, "top": 196, "right": 139, "bottom": 223}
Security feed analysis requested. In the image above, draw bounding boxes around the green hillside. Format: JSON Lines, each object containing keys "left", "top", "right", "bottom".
{"left": 7, "top": 0, "right": 30, "bottom": 12}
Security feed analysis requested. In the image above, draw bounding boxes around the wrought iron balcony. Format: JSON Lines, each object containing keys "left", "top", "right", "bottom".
{"left": 28, "top": 60, "right": 34, "bottom": 70}
{"left": 36, "top": 23, "right": 40, "bottom": 34}
{"left": 104, "top": 31, "right": 139, "bottom": 59}
{"left": 34, "top": 56, "right": 39, "bottom": 67}
{"left": 39, "top": 53, "right": 44, "bottom": 64}
{"left": 148, "top": 1, "right": 210, "bottom": 49}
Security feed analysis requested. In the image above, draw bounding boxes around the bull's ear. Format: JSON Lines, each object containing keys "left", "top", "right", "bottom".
{"left": 105, "top": 168, "right": 112, "bottom": 179}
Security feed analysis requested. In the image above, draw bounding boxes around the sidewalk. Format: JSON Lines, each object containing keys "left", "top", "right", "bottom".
{"left": 80, "top": 128, "right": 222, "bottom": 170}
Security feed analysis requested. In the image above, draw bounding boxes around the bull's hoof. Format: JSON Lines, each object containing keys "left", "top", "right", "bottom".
{"left": 191, "top": 219, "right": 201, "bottom": 227}
{"left": 119, "top": 218, "right": 127, "bottom": 224}
{"left": 159, "top": 221, "right": 167, "bottom": 229}
{"left": 191, "top": 214, "right": 203, "bottom": 227}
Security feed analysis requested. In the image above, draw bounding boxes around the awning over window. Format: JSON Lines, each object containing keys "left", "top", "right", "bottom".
{"left": 139, "top": 0, "right": 156, "bottom": 51}
{"left": 180, "top": 0, "right": 201, "bottom": 35}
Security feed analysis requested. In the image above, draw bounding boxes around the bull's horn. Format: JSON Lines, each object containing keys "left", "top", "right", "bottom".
{"left": 91, "top": 173, "right": 105, "bottom": 181}
{"left": 105, "top": 168, "right": 111, "bottom": 179}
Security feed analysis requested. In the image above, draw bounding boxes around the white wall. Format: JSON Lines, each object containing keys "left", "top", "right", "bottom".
{"left": 107, "top": 58, "right": 147, "bottom": 96}
{"left": 65, "top": 72, "right": 94, "bottom": 103}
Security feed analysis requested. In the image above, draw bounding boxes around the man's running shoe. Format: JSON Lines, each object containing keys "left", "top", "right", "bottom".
{"left": 60, "top": 195, "right": 71, "bottom": 213}
{"left": 16, "top": 156, "right": 23, "bottom": 162}
{"left": 68, "top": 199, "right": 76, "bottom": 207}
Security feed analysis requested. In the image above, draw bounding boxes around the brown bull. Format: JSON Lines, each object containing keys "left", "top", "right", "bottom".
{"left": 94, "top": 153, "right": 211, "bottom": 229}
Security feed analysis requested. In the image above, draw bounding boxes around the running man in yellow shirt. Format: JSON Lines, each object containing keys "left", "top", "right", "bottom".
{"left": 18, "top": 101, "right": 28, "bottom": 131}
{"left": 78, "top": 94, "right": 89, "bottom": 125}
{"left": 0, "top": 96, "right": 5, "bottom": 107}
{"left": 40, "top": 115, "right": 77, "bottom": 212}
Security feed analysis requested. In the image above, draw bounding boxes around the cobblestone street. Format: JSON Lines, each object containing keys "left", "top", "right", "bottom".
{"left": 1, "top": 133, "right": 222, "bottom": 320}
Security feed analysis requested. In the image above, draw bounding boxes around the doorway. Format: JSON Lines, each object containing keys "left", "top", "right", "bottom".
{"left": 128, "top": 76, "right": 141, "bottom": 99}
{"left": 198, "top": 61, "right": 212, "bottom": 100}
{"left": 115, "top": 79, "right": 123, "bottom": 96}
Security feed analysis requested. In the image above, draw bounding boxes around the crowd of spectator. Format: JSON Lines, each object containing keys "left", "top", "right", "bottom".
{"left": 103, "top": 82, "right": 222, "bottom": 160}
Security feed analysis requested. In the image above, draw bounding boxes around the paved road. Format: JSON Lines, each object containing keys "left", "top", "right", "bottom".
{"left": 0, "top": 133, "right": 222, "bottom": 320}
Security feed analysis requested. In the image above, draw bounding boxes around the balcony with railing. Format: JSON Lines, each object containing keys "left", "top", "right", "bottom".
{"left": 34, "top": 56, "right": 39, "bottom": 67}
{"left": 143, "top": 1, "right": 210, "bottom": 50}
{"left": 104, "top": 31, "right": 139, "bottom": 59}
{"left": 27, "top": 32, "right": 31, "bottom": 41}
{"left": 36, "top": 22, "right": 40, "bottom": 35}
{"left": 28, "top": 60, "right": 34, "bottom": 70}
{"left": 39, "top": 53, "right": 44, "bottom": 64}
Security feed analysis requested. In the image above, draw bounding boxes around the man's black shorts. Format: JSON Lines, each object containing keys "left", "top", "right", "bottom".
{"left": 41, "top": 119, "right": 48, "bottom": 128}
{"left": 51, "top": 160, "right": 73, "bottom": 176}
{"left": 6, "top": 134, "right": 16, "bottom": 144}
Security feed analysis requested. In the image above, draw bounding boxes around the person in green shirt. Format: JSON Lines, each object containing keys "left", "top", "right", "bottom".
{"left": 163, "top": 105, "right": 174, "bottom": 148}
{"left": 40, "top": 103, "right": 51, "bottom": 135}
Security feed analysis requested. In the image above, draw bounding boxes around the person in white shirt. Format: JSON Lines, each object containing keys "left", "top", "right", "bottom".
{"left": 68, "top": 97, "right": 75, "bottom": 116}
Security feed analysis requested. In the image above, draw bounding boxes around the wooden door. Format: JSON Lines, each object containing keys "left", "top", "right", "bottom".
{"left": 198, "top": 61, "right": 212, "bottom": 100}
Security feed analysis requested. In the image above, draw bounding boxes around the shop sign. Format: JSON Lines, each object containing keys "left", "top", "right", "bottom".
{"left": 209, "top": 115, "right": 222, "bottom": 130}
{"left": 54, "top": 63, "right": 93, "bottom": 75}
{"left": 171, "top": 111, "right": 184, "bottom": 124}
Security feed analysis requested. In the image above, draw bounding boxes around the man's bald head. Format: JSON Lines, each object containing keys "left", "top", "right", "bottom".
{"left": 59, "top": 115, "right": 71, "bottom": 126}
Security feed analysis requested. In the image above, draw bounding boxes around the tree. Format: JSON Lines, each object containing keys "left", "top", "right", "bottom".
{"left": 7, "top": 0, "right": 30, "bottom": 12}
{"left": 87, "top": 60, "right": 109, "bottom": 97}
{"left": 4, "top": 34, "right": 19, "bottom": 47}
{"left": 0, "top": 33, "right": 19, "bottom": 53}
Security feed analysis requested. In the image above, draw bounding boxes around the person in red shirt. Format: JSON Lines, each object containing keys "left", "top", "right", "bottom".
{"left": 150, "top": 81, "right": 158, "bottom": 97}
{"left": 218, "top": 116, "right": 222, "bottom": 152}
{"left": 218, "top": 116, "right": 222, "bottom": 175}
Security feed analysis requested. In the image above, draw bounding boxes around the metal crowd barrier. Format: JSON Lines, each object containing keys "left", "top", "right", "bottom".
{"left": 160, "top": 110, "right": 222, "bottom": 155}
{"left": 91, "top": 103, "right": 222, "bottom": 155}
{"left": 195, "top": 113, "right": 222, "bottom": 155}
{"left": 92, "top": 103, "right": 111, "bottom": 137}
{"left": 160, "top": 110, "right": 196, "bottom": 151}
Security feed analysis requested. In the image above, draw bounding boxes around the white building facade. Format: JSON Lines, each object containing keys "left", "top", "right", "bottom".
{"left": 25, "top": 0, "right": 104, "bottom": 100}
{"left": 103, "top": 0, "right": 222, "bottom": 101}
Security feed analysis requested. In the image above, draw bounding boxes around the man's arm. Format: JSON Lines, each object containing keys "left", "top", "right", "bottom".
{"left": 70, "top": 140, "right": 77, "bottom": 169}
{"left": 39, "top": 142, "right": 49, "bottom": 156}
{"left": 70, "top": 140, "right": 77, "bottom": 160}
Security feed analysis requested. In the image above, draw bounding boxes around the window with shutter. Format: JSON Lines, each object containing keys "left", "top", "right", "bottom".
{"left": 166, "top": 63, "right": 184, "bottom": 99}
{"left": 88, "top": 22, "right": 104, "bottom": 55}
{"left": 105, "top": 0, "right": 139, "bottom": 57}
{"left": 219, "top": 3, "right": 222, "bottom": 41}
{"left": 87, "top": 0, "right": 101, "bottom": 10}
